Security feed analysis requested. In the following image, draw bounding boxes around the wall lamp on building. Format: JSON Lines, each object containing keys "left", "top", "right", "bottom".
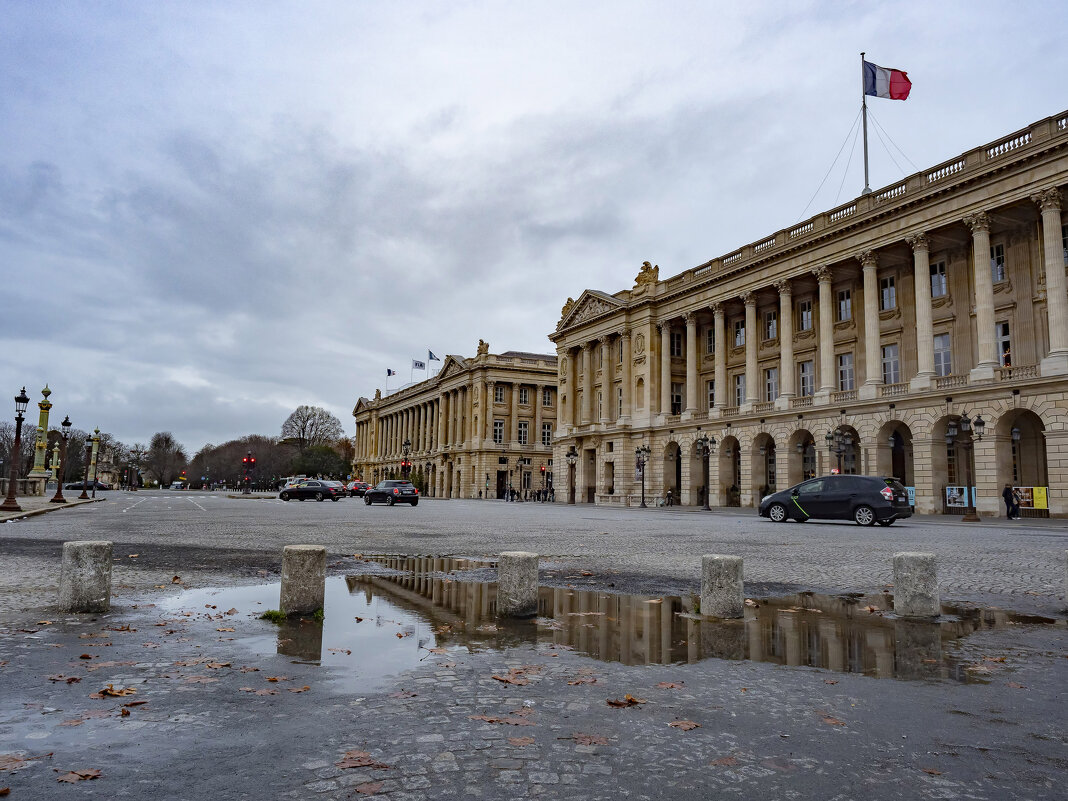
{"left": 634, "top": 444, "right": 651, "bottom": 508}
{"left": 50, "top": 416, "right": 73, "bottom": 504}
{"left": 825, "top": 427, "right": 854, "bottom": 474}
{"left": 945, "top": 411, "right": 984, "bottom": 522}
{"left": 566, "top": 445, "right": 579, "bottom": 505}
{"left": 695, "top": 433, "right": 717, "bottom": 511}
{"left": 1, "top": 387, "right": 30, "bottom": 513}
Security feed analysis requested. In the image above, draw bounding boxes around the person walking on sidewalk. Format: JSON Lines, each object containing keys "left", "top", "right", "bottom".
{"left": 1002, "top": 484, "right": 1017, "bottom": 519}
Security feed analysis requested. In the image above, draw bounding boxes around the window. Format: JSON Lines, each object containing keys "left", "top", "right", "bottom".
{"left": 706, "top": 327, "right": 715, "bottom": 354}
{"left": 797, "top": 479, "right": 823, "bottom": 496}
{"left": 618, "top": 339, "right": 623, "bottom": 364}
{"left": 837, "top": 289, "right": 852, "bottom": 321}
{"left": 934, "top": 334, "right": 952, "bottom": 376}
{"left": 541, "top": 423, "right": 553, "bottom": 446}
{"left": 706, "top": 379, "right": 715, "bottom": 410}
{"left": 542, "top": 388, "right": 552, "bottom": 407}
{"left": 670, "top": 331, "right": 683, "bottom": 358}
{"left": 519, "top": 387, "right": 529, "bottom": 405}
{"left": 798, "top": 299, "right": 813, "bottom": 331}
{"left": 996, "top": 322, "right": 1011, "bottom": 366}
{"left": 1062, "top": 223, "right": 1068, "bottom": 265}
{"left": 990, "top": 243, "right": 1006, "bottom": 283}
{"left": 518, "top": 421, "right": 528, "bottom": 445}
{"left": 765, "top": 310, "right": 777, "bottom": 340}
{"left": 597, "top": 391, "right": 603, "bottom": 420}
{"left": 798, "top": 360, "right": 814, "bottom": 397}
{"left": 733, "top": 374, "right": 746, "bottom": 406}
{"left": 930, "top": 261, "right": 947, "bottom": 298}
{"left": 617, "top": 386, "right": 623, "bottom": 417}
{"left": 493, "top": 420, "right": 504, "bottom": 444}
{"left": 837, "top": 353, "right": 855, "bottom": 391}
{"left": 494, "top": 385, "right": 504, "bottom": 404}
{"left": 882, "top": 344, "right": 901, "bottom": 384}
{"left": 733, "top": 319, "right": 745, "bottom": 347}
{"left": 880, "top": 276, "right": 896, "bottom": 310}
{"left": 670, "top": 382, "right": 683, "bottom": 415}
{"left": 597, "top": 347, "right": 603, "bottom": 368}
{"left": 765, "top": 367, "right": 779, "bottom": 401}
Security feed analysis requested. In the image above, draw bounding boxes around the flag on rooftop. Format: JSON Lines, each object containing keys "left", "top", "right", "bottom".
{"left": 863, "top": 60, "right": 911, "bottom": 100}
{"left": 412, "top": 359, "right": 426, "bottom": 370}
{"left": 386, "top": 369, "right": 396, "bottom": 376}
{"left": 428, "top": 350, "right": 440, "bottom": 361}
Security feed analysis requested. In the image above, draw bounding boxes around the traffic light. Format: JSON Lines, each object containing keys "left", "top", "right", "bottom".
{"left": 540, "top": 465, "right": 545, "bottom": 473}
{"left": 242, "top": 456, "right": 249, "bottom": 465}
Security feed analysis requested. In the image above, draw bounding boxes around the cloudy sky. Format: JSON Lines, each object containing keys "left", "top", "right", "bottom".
{"left": 2, "top": 1, "right": 1065, "bottom": 452}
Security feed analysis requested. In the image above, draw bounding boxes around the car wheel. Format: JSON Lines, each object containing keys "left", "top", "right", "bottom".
{"left": 331, "top": 496, "right": 339, "bottom": 502}
{"left": 386, "top": 496, "right": 395, "bottom": 506}
{"left": 315, "top": 492, "right": 324, "bottom": 502}
{"left": 878, "top": 519, "right": 894, "bottom": 527}
{"left": 299, "top": 497, "right": 305, "bottom": 501}
{"left": 768, "top": 503, "right": 787, "bottom": 523}
{"left": 280, "top": 492, "right": 290, "bottom": 501}
{"left": 853, "top": 505, "right": 876, "bottom": 526}
{"left": 411, "top": 499, "right": 418, "bottom": 506}
{"left": 364, "top": 496, "right": 372, "bottom": 505}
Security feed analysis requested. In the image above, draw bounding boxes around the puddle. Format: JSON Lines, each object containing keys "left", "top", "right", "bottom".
{"left": 162, "top": 558, "right": 1062, "bottom": 689}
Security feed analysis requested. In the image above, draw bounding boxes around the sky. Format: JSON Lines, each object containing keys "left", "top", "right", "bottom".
{"left": 2, "top": 1, "right": 1066, "bottom": 453}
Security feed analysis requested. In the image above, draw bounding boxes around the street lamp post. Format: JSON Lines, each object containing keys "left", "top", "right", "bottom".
{"left": 242, "top": 450, "right": 255, "bottom": 494}
{"left": 566, "top": 445, "right": 578, "bottom": 505}
{"left": 824, "top": 427, "right": 854, "bottom": 474}
{"left": 634, "top": 444, "right": 651, "bottom": 508}
{"left": 401, "top": 439, "right": 412, "bottom": 479}
{"left": 50, "top": 416, "right": 73, "bottom": 504}
{"left": 695, "top": 434, "right": 717, "bottom": 511}
{"left": 1, "top": 388, "right": 31, "bottom": 512}
{"left": 515, "top": 457, "right": 525, "bottom": 502}
{"left": 90, "top": 428, "right": 101, "bottom": 498}
{"left": 78, "top": 439, "right": 92, "bottom": 499}
{"left": 945, "top": 411, "right": 985, "bottom": 523}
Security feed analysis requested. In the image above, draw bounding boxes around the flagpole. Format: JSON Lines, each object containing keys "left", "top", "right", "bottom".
{"left": 861, "top": 51, "right": 871, "bottom": 196}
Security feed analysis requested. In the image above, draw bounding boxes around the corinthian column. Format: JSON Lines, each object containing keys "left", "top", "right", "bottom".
{"left": 1034, "top": 188, "right": 1068, "bottom": 375}
{"left": 743, "top": 293, "right": 757, "bottom": 409}
{"left": 598, "top": 336, "right": 611, "bottom": 424}
{"left": 858, "top": 250, "right": 882, "bottom": 398}
{"left": 814, "top": 266, "right": 835, "bottom": 402}
{"left": 775, "top": 280, "right": 794, "bottom": 409}
{"left": 581, "top": 344, "right": 593, "bottom": 424}
{"left": 683, "top": 312, "right": 698, "bottom": 419}
{"left": 907, "top": 233, "right": 936, "bottom": 390}
{"left": 619, "top": 329, "right": 632, "bottom": 424}
{"left": 659, "top": 321, "right": 672, "bottom": 415}
{"left": 712, "top": 303, "right": 726, "bottom": 411}
{"left": 964, "top": 212, "right": 998, "bottom": 381}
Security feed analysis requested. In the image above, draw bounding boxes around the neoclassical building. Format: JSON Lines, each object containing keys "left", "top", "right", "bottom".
{"left": 352, "top": 341, "right": 558, "bottom": 498}
{"left": 550, "top": 109, "right": 1068, "bottom": 517}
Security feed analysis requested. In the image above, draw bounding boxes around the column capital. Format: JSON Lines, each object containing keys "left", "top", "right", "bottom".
{"left": 741, "top": 291, "right": 756, "bottom": 307}
{"left": 905, "top": 232, "right": 929, "bottom": 252}
{"left": 963, "top": 211, "right": 990, "bottom": 234}
{"left": 812, "top": 265, "right": 833, "bottom": 283}
{"left": 710, "top": 300, "right": 724, "bottom": 317}
{"left": 582, "top": 341, "right": 595, "bottom": 352}
{"left": 657, "top": 320, "right": 672, "bottom": 334}
{"left": 597, "top": 334, "right": 610, "bottom": 346}
{"left": 619, "top": 327, "right": 631, "bottom": 340}
{"left": 1031, "top": 187, "right": 1063, "bottom": 213}
{"left": 773, "top": 278, "right": 792, "bottom": 295}
{"left": 856, "top": 249, "right": 878, "bottom": 270}
{"left": 684, "top": 311, "right": 697, "bottom": 325}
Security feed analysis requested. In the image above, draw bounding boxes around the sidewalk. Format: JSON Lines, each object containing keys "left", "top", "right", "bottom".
{"left": 0, "top": 495, "right": 104, "bottom": 524}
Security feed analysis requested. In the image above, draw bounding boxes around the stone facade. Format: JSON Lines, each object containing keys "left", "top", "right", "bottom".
{"left": 550, "top": 109, "right": 1068, "bottom": 517}
{"left": 352, "top": 344, "right": 558, "bottom": 499}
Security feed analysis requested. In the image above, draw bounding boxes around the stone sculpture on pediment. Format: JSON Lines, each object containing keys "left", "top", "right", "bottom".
{"left": 477, "top": 339, "right": 489, "bottom": 356}
{"left": 634, "top": 261, "right": 659, "bottom": 287}
{"left": 573, "top": 297, "right": 611, "bottom": 324}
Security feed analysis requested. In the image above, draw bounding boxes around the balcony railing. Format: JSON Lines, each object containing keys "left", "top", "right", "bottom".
{"left": 831, "top": 390, "right": 857, "bottom": 403}
{"left": 996, "top": 364, "right": 1038, "bottom": 381}
{"left": 752, "top": 401, "right": 776, "bottom": 413}
{"left": 720, "top": 405, "right": 740, "bottom": 418}
{"left": 879, "top": 382, "right": 909, "bottom": 398}
{"left": 935, "top": 374, "right": 968, "bottom": 389}
{"left": 791, "top": 396, "right": 813, "bottom": 409}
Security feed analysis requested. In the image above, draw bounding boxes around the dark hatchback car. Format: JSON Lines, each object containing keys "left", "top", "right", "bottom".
{"left": 346, "top": 480, "right": 371, "bottom": 497}
{"left": 279, "top": 480, "right": 345, "bottom": 502}
{"left": 758, "top": 475, "right": 912, "bottom": 526}
{"left": 64, "top": 480, "right": 111, "bottom": 491}
{"left": 364, "top": 480, "right": 419, "bottom": 506}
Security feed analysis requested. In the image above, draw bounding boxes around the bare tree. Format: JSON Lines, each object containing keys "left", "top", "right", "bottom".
{"left": 280, "top": 406, "right": 344, "bottom": 453}
{"left": 145, "top": 432, "right": 188, "bottom": 486}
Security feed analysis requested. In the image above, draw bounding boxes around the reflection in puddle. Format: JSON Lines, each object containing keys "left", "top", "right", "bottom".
{"left": 164, "top": 557, "right": 1061, "bottom": 688}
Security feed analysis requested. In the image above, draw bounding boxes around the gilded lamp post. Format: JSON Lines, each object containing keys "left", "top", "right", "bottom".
{"left": 50, "top": 416, "right": 73, "bottom": 504}
{"left": 1, "top": 388, "right": 31, "bottom": 512}
{"left": 26, "top": 385, "right": 53, "bottom": 490}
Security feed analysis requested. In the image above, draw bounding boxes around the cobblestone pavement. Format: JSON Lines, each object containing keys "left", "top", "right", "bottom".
{"left": 0, "top": 494, "right": 1066, "bottom": 799}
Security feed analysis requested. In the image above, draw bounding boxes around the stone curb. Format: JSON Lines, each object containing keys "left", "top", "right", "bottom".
{"left": 0, "top": 496, "right": 106, "bottom": 524}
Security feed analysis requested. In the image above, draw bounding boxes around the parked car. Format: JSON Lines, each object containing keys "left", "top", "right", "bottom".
{"left": 346, "top": 480, "right": 371, "bottom": 497}
{"left": 758, "top": 475, "right": 912, "bottom": 526}
{"left": 363, "top": 480, "right": 419, "bottom": 506}
{"left": 279, "top": 479, "right": 346, "bottom": 502}
{"left": 64, "top": 480, "right": 111, "bottom": 491}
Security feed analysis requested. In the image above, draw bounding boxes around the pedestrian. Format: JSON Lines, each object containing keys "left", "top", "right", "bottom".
{"left": 478, "top": 489, "right": 482, "bottom": 500}
{"left": 1011, "top": 486, "right": 1023, "bottom": 519}
{"left": 1002, "top": 484, "right": 1015, "bottom": 519}
{"left": 666, "top": 489, "right": 673, "bottom": 507}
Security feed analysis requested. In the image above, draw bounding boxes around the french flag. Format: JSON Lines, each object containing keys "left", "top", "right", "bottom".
{"left": 863, "top": 60, "right": 911, "bottom": 100}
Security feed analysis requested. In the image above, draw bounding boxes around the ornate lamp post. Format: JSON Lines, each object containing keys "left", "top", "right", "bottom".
{"left": 78, "top": 438, "right": 93, "bottom": 499}
{"left": 89, "top": 428, "right": 101, "bottom": 498}
{"left": 945, "top": 411, "right": 985, "bottom": 523}
{"left": 824, "top": 427, "right": 854, "bottom": 474}
{"left": 515, "top": 456, "right": 525, "bottom": 502}
{"left": 50, "top": 416, "right": 73, "bottom": 504}
{"left": 634, "top": 444, "right": 651, "bottom": 508}
{"left": 425, "top": 461, "right": 433, "bottom": 497}
{"left": 1, "top": 387, "right": 31, "bottom": 512}
{"left": 695, "top": 434, "right": 717, "bottom": 511}
{"left": 566, "top": 445, "right": 578, "bottom": 505}
{"left": 401, "top": 439, "right": 412, "bottom": 479}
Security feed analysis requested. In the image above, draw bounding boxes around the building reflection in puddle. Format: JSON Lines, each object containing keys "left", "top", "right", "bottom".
{"left": 354, "top": 556, "right": 1060, "bottom": 683}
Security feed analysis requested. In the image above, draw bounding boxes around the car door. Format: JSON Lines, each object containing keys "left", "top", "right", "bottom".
{"left": 790, "top": 478, "right": 824, "bottom": 518}
{"left": 816, "top": 476, "right": 856, "bottom": 519}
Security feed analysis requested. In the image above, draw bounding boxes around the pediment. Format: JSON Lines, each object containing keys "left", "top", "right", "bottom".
{"left": 353, "top": 397, "right": 373, "bottom": 416}
{"left": 437, "top": 355, "right": 468, "bottom": 380}
{"left": 557, "top": 290, "right": 626, "bottom": 330}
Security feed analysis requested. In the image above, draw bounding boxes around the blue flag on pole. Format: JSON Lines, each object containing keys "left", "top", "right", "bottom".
{"left": 428, "top": 350, "right": 440, "bottom": 361}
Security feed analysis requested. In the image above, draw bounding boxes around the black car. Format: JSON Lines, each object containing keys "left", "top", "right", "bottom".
{"left": 64, "top": 480, "right": 111, "bottom": 491}
{"left": 279, "top": 480, "right": 345, "bottom": 502}
{"left": 364, "top": 480, "right": 419, "bottom": 506}
{"left": 346, "top": 480, "right": 371, "bottom": 497}
{"left": 758, "top": 475, "right": 912, "bottom": 526}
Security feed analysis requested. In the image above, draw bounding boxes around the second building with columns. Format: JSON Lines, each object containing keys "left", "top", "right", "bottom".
{"left": 352, "top": 341, "right": 558, "bottom": 499}
{"left": 550, "top": 109, "right": 1068, "bottom": 517}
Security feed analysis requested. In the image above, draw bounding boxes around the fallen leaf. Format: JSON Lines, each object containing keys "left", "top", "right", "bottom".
{"left": 88, "top": 684, "right": 136, "bottom": 699}
{"left": 336, "top": 750, "right": 391, "bottom": 770}
{"left": 354, "top": 616, "right": 364, "bottom": 623}
{"left": 120, "top": 708, "right": 130, "bottom": 717}
{"left": 1007, "top": 682, "right": 1026, "bottom": 689}
{"left": 205, "top": 662, "right": 231, "bottom": 669}
{"left": 55, "top": 769, "right": 101, "bottom": 783}
{"left": 823, "top": 679, "right": 838, "bottom": 685}
{"left": 389, "top": 690, "right": 417, "bottom": 698}
{"left": 580, "top": 571, "right": 594, "bottom": 576}
{"left": 328, "top": 648, "right": 352, "bottom": 655}
{"left": 744, "top": 598, "right": 759, "bottom": 607}
{"left": 656, "top": 682, "right": 684, "bottom": 689}
{"left": 468, "top": 714, "right": 534, "bottom": 726}
{"left": 238, "top": 687, "right": 278, "bottom": 696}
{"left": 0, "top": 787, "right": 9, "bottom": 795}
{"left": 821, "top": 716, "right": 846, "bottom": 726}
{"left": 354, "top": 781, "right": 383, "bottom": 795}
{"left": 59, "top": 719, "right": 84, "bottom": 727}
{"left": 265, "top": 676, "right": 288, "bottom": 682}
{"left": 37, "top": 620, "right": 53, "bottom": 625}
{"left": 427, "top": 647, "right": 448, "bottom": 655}
{"left": 921, "top": 768, "right": 943, "bottom": 775}
{"left": 128, "top": 554, "right": 138, "bottom": 558}
{"left": 287, "top": 686, "right": 311, "bottom": 693}
{"left": 606, "top": 694, "right": 646, "bottom": 708}
{"left": 710, "top": 756, "right": 740, "bottom": 767}
{"left": 79, "top": 654, "right": 93, "bottom": 660}
{"left": 669, "top": 720, "right": 700, "bottom": 731}
{"left": 508, "top": 736, "right": 535, "bottom": 746}
{"left": 215, "top": 628, "right": 235, "bottom": 633}
{"left": 171, "top": 576, "right": 181, "bottom": 584}
{"left": 570, "top": 733, "right": 609, "bottom": 745}
{"left": 225, "top": 608, "right": 238, "bottom": 615}
{"left": 568, "top": 676, "right": 598, "bottom": 686}
{"left": 239, "top": 667, "right": 260, "bottom": 673}
{"left": 122, "top": 701, "right": 148, "bottom": 708}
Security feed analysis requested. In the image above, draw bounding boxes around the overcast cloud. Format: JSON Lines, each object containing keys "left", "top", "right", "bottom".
{"left": 2, "top": 1, "right": 1065, "bottom": 452}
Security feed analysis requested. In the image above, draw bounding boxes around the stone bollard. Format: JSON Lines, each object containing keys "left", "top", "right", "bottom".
{"left": 497, "top": 551, "right": 539, "bottom": 618}
{"left": 701, "top": 555, "right": 744, "bottom": 619}
{"left": 893, "top": 552, "right": 940, "bottom": 618}
{"left": 280, "top": 545, "right": 326, "bottom": 617}
{"left": 58, "top": 540, "right": 113, "bottom": 613}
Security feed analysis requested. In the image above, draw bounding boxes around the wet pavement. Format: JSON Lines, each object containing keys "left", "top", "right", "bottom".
{"left": 1, "top": 555, "right": 1066, "bottom": 800}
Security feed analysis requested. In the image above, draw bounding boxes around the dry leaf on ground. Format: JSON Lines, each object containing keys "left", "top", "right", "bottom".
{"left": 469, "top": 714, "right": 534, "bottom": 726}
{"left": 656, "top": 682, "right": 684, "bottom": 689}
{"left": 89, "top": 684, "right": 136, "bottom": 699}
{"left": 56, "top": 769, "right": 101, "bottom": 783}
{"left": 710, "top": 756, "right": 740, "bottom": 767}
{"left": 508, "top": 737, "right": 535, "bottom": 746}
{"left": 567, "top": 676, "right": 597, "bottom": 686}
{"left": 287, "top": 686, "right": 311, "bottom": 693}
{"left": 668, "top": 720, "right": 700, "bottom": 731}
{"left": 606, "top": 694, "right": 646, "bottom": 708}
{"left": 354, "top": 781, "right": 383, "bottom": 795}
{"left": 821, "top": 716, "right": 846, "bottom": 726}
{"left": 921, "top": 768, "right": 943, "bottom": 775}
{"left": 336, "top": 751, "right": 391, "bottom": 770}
